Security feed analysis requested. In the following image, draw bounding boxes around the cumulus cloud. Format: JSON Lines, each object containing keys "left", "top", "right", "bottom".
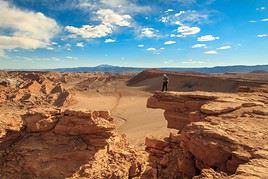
{"left": 204, "top": 50, "right": 217, "bottom": 54}
{"left": 146, "top": 47, "right": 156, "bottom": 51}
{"left": 257, "top": 34, "right": 268, "bottom": 38}
{"left": 164, "top": 41, "right": 176, "bottom": 45}
{"left": 104, "top": 38, "right": 116, "bottom": 43}
{"left": 66, "top": 9, "right": 132, "bottom": 39}
{"left": 217, "top": 45, "right": 231, "bottom": 50}
{"left": 140, "top": 28, "right": 158, "bottom": 38}
{"left": 177, "top": 25, "right": 200, "bottom": 36}
{"left": 138, "top": 44, "right": 144, "bottom": 48}
{"left": 197, "top": 35, "right": 220, "bottom": 42}
{"left": 192, "top": 44, "right": 207, "bottom": 48}
{"left": 0, "top": 1, "right": 59, "bottom": 51}
{"left": 76, "top": 42, "right": 85, "bottom": 47}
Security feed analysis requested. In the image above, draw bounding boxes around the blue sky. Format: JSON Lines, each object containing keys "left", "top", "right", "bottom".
{"left": 0, "top": 0, "right": 268, "bottom": 69}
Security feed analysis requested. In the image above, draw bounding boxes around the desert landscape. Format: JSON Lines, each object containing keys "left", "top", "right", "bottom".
{"left": 1, "top": 0, "right": 268, "bottom": 178}
{"left": 0, "top": 69, "right": 267, "bottom": 178}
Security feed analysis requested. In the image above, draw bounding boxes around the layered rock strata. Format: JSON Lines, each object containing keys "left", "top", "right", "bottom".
{"left": 145, "top": 91, "right": 268, "bottom": 178}
{"left": 0, "top": 109, "right": 145, "bottom": 179}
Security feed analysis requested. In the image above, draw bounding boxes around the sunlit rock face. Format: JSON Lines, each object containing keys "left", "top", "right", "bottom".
{"left": 145, "top": 90, "right": 268, "bottom": 178}
{"left": 0, "top": 109, "right": 146, "bottom": 179}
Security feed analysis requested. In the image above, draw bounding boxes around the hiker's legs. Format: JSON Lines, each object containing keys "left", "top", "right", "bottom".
{"left": 165, "top": 82, "right": 168, "bottom": 91}
{"left": 162, "top": 82, "right": 168, "bottom": 91}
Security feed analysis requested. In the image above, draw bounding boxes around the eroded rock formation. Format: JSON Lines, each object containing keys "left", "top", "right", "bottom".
{"left": 145, "top": 90, "right": 268, "bottom": 178}
{"left": 0, "top": 73, "right": 72, "bottom": 107}
{"left": 0, "top": 109, "right": 145, "bottom": 179}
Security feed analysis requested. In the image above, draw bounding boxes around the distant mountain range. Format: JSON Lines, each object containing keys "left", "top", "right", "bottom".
{"left": 50, "top": 64, "right": 268, "bottom": 73}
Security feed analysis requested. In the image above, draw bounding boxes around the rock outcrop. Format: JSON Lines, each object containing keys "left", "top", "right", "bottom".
{"left": 145, "top": 91, "right": 268, "bottom": 178}
{"left": 0, "top": 109, "right": 146, "bottom": 179}
{"left": 0, "top": 74, "right": 72, "bottom": 108}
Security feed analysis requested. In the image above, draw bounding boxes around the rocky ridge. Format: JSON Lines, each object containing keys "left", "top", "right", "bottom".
{"left": 145, "top": 90, "right": 268, "bottom": 178}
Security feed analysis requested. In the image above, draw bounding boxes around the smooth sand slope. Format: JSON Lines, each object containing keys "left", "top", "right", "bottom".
{"left": 64, "top": 76, "right": 174, "bottom": 148}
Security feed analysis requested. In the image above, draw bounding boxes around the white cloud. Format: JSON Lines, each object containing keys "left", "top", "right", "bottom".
{"left": 197, "top": 35, "right": 220, "bottom": 42}
{"left": 249, "top": 20, "right": 257, "bottom": 23}
{"left": 160, "top": 47, "right": 165, "bottom": 50}
{"left": 138, "top": 44, "right": 144, "bottom": 48}
{"left": 192, "top": 44, "right": 207, "bottom": 48}
{"left": 161, "top": 10, "right": 210, "bottom": 25}
{"left": 98, "top": 0, "right": 151, "bottom": 14}
{"left": 76, "top": 42, "right": 85, "bottom": 47}
{"left": 256, "top": 7, "right": 266, "bottom": 11}
{"left": 66, "top": 56, "right": 78, "bottom": 60}
{"left": 177, "top": 25, "right": 200, "bottom": 36}
{"left": 217, "top": 45, "right": 231, "bottom": 50}
{"left": 65, "top": 43, "right": 71, "bottom": 51}
{"left": 46, "top": 46, "right": 55, "bottom": 51}
{"left": 257, "top": 34, "right": 268, "bottom": 38}
{"left": 182, "top": 59, "right": 205, "bottom": 64}
{"left": 164, "top": 41, "right": 176, "bottom": 45}
{"left": 146, "top": 48, "right": 156, "bottom": 51}
{"left": 165, "top": 9, "right": 174, "bottom": 13}
{"left": 204, "top": 50, "right": 217, "bottom": 54}
{"left": 0, "top": 1, "right": 59, "bottom": 51}
{"left": 140, "top": 27, "right": 158, "bottom": 38}
{"left": 97, "top": 9, "right": 132, "bottom": 26}
{"left": 77, "top": 0, "right": 151, "bottom": 14}
{"left": 104, "top": 38, "right": 116, "bottom": 43}
{"left": 170, "top": 34, "right": 184, "bottom": 38}
{"left": 66, "top": 9, "right": 132, "bottom": 39}
{"left": 261, "top": 18, "right": 268, "bottom": 22}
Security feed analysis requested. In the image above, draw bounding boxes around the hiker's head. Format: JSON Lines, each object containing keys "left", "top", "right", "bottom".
{"left": 163, "top": 74, "right": 167, "bottom": 77}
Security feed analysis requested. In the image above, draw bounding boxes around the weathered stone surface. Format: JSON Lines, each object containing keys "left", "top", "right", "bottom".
{"left": 145, "top": 137, "right": 168, "bottom": 150}
{"left": 232, "top": 159, "right": 268, "bottom": 179}
{"left": 22, "top": 108, "right": 60, "bottom": 132}
{"left": 200, "top": 101, "right": 242, "bottom": 115}
{"left": 0, "top": 109, "right": 146, "bottom": 179}
{"left": 54, "top": 110, "right": 115, "bottom": 135}
{"left": 146, "top": 90, "right": 268, "bottom": 178}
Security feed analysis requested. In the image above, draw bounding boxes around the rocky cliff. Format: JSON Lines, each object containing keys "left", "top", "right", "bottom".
{"left": 0, "top": 109, "right": 146, "bottom": 178}
{"left": 145, "top": 90, "right": 268, "bottom": 178}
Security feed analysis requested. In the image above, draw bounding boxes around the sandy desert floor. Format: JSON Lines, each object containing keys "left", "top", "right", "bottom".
{"left": 63, "top": 77, "right": 175, "bottom": 148}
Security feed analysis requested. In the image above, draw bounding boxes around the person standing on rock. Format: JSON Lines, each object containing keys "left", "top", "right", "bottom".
{"left": 162, "top": 74, "right": 169, "bottom": 92}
